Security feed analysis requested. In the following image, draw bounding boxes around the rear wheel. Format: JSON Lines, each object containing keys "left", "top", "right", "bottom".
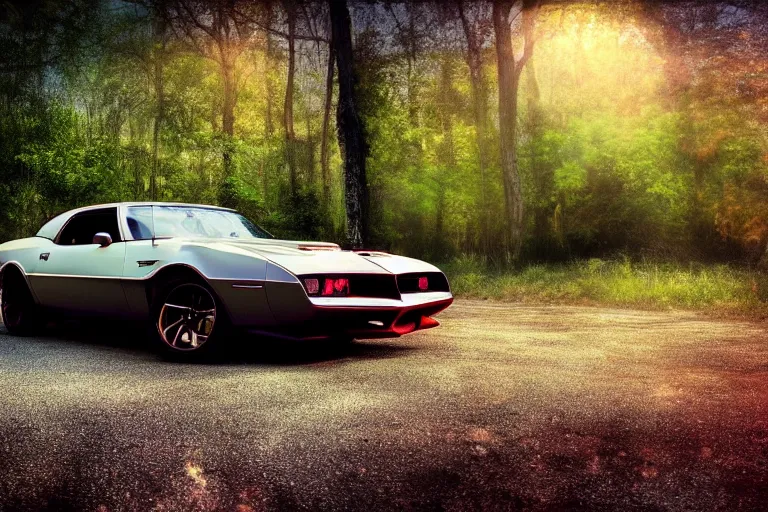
{"left": 152, "top": 280, "right": 224, "bottom": 358}
{"left": 1, "top": 268, "right": 38, "bottom": 336}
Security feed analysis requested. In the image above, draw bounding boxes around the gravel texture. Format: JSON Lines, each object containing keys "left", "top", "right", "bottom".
{"left": 1, "top": 300, "right": 767, "bottom": 511}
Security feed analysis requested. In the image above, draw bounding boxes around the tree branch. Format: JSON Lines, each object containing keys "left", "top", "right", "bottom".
{"left": 233, "top": 6, "right": 329, "bottom": 43}
{"left": 514, "top": 0, "right": 539, "bottom": 78}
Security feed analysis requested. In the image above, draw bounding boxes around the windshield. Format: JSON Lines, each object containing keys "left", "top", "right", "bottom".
{"left": 126, "top": 206, "right": 273, "bottom": 240}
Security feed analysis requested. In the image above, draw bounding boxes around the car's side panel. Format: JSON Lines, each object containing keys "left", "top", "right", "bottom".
{"left": 209, "top": 280, "right": 274, "bottom": 327}
{"left": 263, "top": 262, "right": 313, "bottom": 324}
{"left": 28, "top": 241, "right": 129, "bottom": 313}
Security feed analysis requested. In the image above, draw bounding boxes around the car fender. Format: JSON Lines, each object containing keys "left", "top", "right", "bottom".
{"left": 124, "top": 240, "right": 277, "bottom": 327}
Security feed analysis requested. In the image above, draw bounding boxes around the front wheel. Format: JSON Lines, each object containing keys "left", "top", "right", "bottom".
{"left": 152, "top": 281, "right": 223, "bottom": 358}
{"left": 1, "top": 269, "right": 38, "bottom": 336}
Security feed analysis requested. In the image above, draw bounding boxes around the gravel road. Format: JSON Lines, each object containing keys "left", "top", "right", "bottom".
{"left": 1, "top": 300, "right": 767, "bottom": 511}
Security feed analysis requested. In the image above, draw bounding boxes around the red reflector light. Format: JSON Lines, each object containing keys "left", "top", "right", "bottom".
{"left": 304, "top": 278, "right": 320, "bottom": 295}
{"left": 418, "top": 276, "right": 428, "bottom": 291}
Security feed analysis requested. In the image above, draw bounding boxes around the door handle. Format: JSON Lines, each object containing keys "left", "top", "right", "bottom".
{"left": 40, "top": 253, "right": 49, "bottom": 261}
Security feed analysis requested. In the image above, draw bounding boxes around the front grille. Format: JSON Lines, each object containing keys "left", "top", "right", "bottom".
{"left": 397, "top": 272, "right": 450, "bottom": 294}
{"left": 350, "top": 274, "right": 400, "bottom": 299}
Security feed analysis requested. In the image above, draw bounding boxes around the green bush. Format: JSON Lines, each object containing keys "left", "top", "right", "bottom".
{"left": 443, "top": 259, "right": 768, "bottom": 319}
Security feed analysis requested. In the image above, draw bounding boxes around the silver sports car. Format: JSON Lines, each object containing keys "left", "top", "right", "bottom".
{"left": 0, "top": 203, "right": 453, "bottom": 354}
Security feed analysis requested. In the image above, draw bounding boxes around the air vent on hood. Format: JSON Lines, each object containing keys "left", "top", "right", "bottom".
{"left": 354, "top": 251, "right": 390, "bottom": 257}
{"left": 297, "top": 244, "right": 341, "bottom": 251}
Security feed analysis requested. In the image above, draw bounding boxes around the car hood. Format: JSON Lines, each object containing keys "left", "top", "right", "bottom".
{"left": 180, "top": 238, "right": 440, "bottom": 276}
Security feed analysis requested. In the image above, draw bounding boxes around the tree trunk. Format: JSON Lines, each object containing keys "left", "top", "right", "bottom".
{"left": 221, "top": 56, "right": 235, "bottom": 180}
{"left": 320, "top": 39, "right": 335, "bottom": 211}
{"left": 434, "top": 58, "right": 455, "bottom": 259}
{"left": 526, "top": 59, "right": 549, "bottom": 248}
{"left": 330, "top": 0, "right": 369, "bottom": 249}
{"left": 283, "top": 0, "right": 298, "bottom": 196}
{"left": 458, "top": 1, "right": 491, "bottom": 256}
{"left": 265, "top": 4, "right": 276, "bottom": 138}
{"left": 493, "top": 0, "right": 537, "bottom": 262}
{"left": 150, "top": 12, "right": 166, "bottom": 202}
{"left": 406, "top": 1, "right": 418, "bottom": 124}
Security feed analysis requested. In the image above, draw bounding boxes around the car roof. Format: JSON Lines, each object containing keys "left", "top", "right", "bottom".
{"left": 36, "top": 202, "right": 236, "bottom": 240}
{"left": 96, "top": 202, "right": 234, "bottom": 212}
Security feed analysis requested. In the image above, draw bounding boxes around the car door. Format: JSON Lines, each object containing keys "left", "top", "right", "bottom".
{"left": 29, "top": 207, "right": 129, "bottom": 314}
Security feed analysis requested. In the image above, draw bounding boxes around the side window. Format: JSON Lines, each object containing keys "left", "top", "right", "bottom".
{"left": 56, "top": 209, "right": 122, "bottom": 246}
{"left": 126, "top": 206, "right": 154, "bottom": 240}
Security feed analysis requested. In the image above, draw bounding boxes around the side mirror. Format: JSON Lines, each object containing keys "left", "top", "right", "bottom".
{"left": 93, "top": 232, "right": 113, "bottom": 248}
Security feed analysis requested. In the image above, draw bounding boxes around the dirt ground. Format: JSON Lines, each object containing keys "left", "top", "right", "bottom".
{"left": 1, "top": 300, "right": 767, "bottom": 511}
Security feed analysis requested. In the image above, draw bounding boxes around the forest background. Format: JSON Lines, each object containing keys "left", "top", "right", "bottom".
{"left": 2, "top": 0, "right": 767, "bottom": 314}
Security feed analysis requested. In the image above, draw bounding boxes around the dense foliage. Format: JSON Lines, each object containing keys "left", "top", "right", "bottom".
{"left": 1, "top": 1, "right": 766, "bottom": 266}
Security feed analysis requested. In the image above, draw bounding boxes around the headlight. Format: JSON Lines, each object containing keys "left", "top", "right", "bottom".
{"left": 303, "top": 277, "right": 350, "bottom": 297}
{"left": 304, "top": 278, "right": 320, "bottom": 295}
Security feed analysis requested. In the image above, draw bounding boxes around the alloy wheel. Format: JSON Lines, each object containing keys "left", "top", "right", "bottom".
{"left": 157, "top": 283, "right": 217, "bottom": 351}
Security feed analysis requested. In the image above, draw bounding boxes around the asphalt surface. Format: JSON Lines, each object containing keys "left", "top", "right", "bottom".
{"left": 1, "top": 300, "right": 767, "bottom": 511}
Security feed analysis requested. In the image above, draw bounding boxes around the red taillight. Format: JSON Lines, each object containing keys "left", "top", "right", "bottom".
{"left": 334, "top": 278, "right": 349, "bottom": 293}
{"left": 313, "top": 277, "right": 349, "bottom": 297}
{"left": 418, "top": 276, "right": 428, "bottom": 291}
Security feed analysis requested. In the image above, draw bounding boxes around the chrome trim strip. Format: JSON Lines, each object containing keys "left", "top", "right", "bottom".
{"left": 26, "top": 271, "right": 282, "bottom": 285}
{"left": 28, "top": 273, "right": 127, "bottom": 280}
{"left": 309, "top": 292, "right": 453, "bottom": 309}
{"left": 232, "top": 284, "right": 264, "bottom": 289}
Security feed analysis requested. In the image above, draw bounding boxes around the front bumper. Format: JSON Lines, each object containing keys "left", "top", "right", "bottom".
{"left": 250, "top": 291, "right": 453, "bottom": 341}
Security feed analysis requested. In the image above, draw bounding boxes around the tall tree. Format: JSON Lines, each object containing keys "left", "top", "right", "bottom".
{"left": 434, "top": 56, "right": 457, "bottom": 259}
{"left": 264, "top": 2, "right": 277, "bottom": 138}
{"left": 150, "top": 5, "right": 168, "bottom": 201}
{"left": 167, "top": 0, "right": 257, "bottom": 203}
{"left": 282, "top": 0, "right": 298, "bottom": 196}
{"left": 457, "top": 0, "right": 492, "bottom": 255}
{"left": 237, "top": 0, "right": 328, "bottom": 200}
{"left": 320, "top": 31, "right": 335, "bottom": 212}
{"left": 493, "top": 0, "right": 539, "bottom": 261}
{"left": 329, "top": 0, "right": 369, "bottom": 248}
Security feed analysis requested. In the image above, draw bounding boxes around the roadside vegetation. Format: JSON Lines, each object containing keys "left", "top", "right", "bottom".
{"left": 444, "top": 257, "right": 768, "bottom": 319}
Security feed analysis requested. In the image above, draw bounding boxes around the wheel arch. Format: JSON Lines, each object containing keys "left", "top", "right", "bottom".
{"left": 143, "top": 263, "right": 236, "bottom": 325}
{"left": 145, "top": 263, "right": 210, "bottom": 308}
{"left": 0, "top": 261, "right": 37, "bottom": 302}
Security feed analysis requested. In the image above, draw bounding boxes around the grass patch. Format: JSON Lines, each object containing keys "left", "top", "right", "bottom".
{"left": 442, "top": 257, "right": 768, "bottom": 319}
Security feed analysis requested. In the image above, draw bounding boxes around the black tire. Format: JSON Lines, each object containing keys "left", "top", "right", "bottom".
{"left": 149, "top": 277, "right": 228, "bottom": 360}
{"left": 1, "top": 268, "right": 38, "bottom": 336}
